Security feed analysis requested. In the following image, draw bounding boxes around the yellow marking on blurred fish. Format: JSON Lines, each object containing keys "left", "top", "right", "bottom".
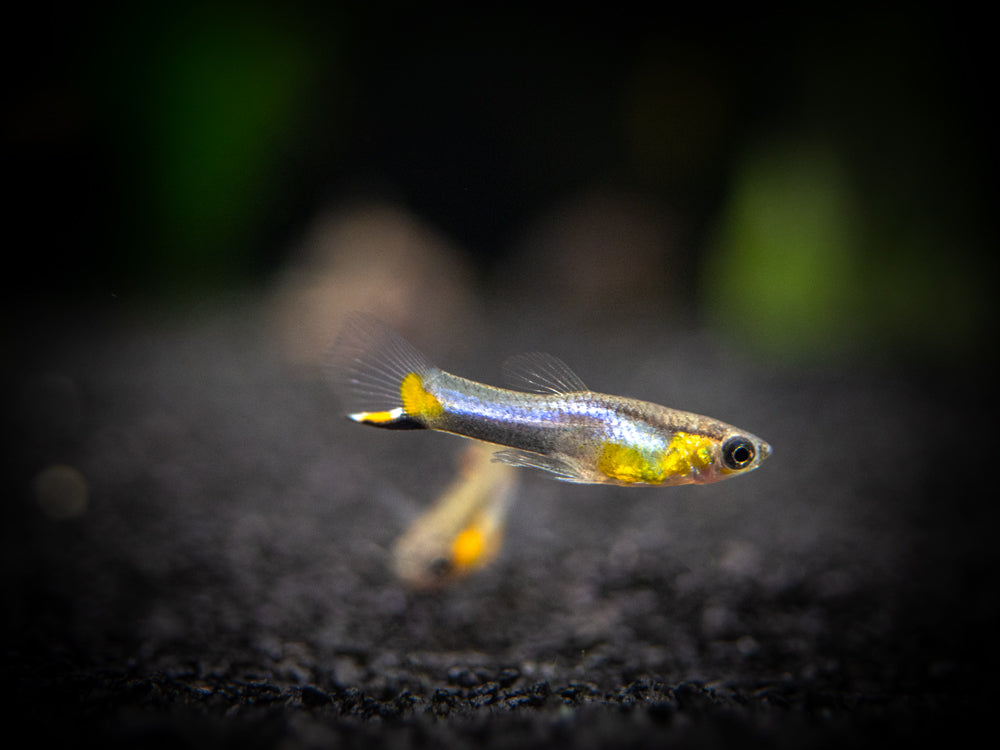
{"left": 450, "top": 526, "right": 490, "bottom": 570}
{"left": 330, "top": 313, "right": 771, "bottom": 487}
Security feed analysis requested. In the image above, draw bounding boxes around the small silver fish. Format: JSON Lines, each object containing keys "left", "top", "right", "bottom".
{"left": 330, "top": 314, "right": 771, "bottom": 487}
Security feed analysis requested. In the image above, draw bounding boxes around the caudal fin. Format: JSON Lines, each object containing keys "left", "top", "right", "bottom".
{"left": 326, "top": 312, "right": 436, "bottom": 429}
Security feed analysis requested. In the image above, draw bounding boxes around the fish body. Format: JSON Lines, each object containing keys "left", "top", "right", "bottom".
{"left": 331, "top": 314, "right": 771, "bottom": 487}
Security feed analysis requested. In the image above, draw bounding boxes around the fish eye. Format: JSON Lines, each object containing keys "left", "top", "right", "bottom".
{"left": 722, "top": 436, "right": 755, "bottom": 470}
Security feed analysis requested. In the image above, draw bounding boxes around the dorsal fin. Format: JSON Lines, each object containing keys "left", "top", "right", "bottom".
{"left": 502, "top": 352, "right": 588, "bottom": 394}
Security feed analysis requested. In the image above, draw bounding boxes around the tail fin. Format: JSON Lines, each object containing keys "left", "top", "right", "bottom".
{"left": 327, "top": 312, "right": 436, "bottom": 429}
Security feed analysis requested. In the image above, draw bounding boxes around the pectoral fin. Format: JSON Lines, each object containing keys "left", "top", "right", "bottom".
{"left": 491, "top": 448, "right": 588, "bottom": 483}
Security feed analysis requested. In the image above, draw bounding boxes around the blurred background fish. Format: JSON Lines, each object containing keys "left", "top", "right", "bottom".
{"left": 392, "top": 443, "right": 518, "bottom": 591}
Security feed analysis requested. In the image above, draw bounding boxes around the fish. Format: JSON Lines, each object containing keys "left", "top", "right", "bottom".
{"left": 329, "top": 313, "right": 772, "bottom": 487}
{"left": 392, "top": 442, "right": 518, "bottom": 590}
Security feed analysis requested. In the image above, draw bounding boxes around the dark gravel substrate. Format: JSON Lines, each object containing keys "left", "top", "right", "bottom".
{"left": 3, "top": 300, "right": 994, "bottom": 747}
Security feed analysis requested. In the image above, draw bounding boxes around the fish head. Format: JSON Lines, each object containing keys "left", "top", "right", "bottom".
{"left": 658, "top": 426, "right": 772, "bottom": 485}
{"left": 710, "top": 430, "right": 772, "bottom": 481}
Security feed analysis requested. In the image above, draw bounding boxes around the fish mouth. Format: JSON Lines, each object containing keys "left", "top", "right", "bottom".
{"left": 758, "top": 441, "right": 773, "bottom": 462}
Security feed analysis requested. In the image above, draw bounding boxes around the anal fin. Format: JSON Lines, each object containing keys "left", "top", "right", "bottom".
{"left": 491, "top": 448, "right": 588, "bottom": 483}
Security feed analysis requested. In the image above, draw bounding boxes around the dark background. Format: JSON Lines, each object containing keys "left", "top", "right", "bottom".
{"left": 3, "top": 3, "right": 996, "bottom": 747}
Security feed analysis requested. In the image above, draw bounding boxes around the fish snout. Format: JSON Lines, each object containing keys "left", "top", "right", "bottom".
{"left": 757, "top": 441, "right": 772, "bottom": 463}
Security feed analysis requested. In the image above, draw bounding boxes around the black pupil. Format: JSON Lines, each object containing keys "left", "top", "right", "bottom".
{"left": 724, "top": 438, "right": 754, "bottom": 469}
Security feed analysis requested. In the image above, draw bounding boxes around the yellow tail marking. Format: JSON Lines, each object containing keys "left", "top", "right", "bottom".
{"left": 599, "top": 431, "right": 715, "bottom": 484}
{"left": 351, "top": 408, "right": 401, "bottom": 425}
{"left": 400, "top": 372, "right": 443, "bottom": 419}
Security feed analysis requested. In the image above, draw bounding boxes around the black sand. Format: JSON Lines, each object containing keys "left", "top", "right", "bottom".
{"left": 3, "top": 301, "right": 994, "bottom": 747}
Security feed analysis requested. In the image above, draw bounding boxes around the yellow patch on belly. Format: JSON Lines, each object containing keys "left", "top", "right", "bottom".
{"left": 598, "top": 443, "right": 666, "bottom": 484}
{"left": 599, "top": 432, "right": 715, "bottom": 484}
{"left": 661, "top": 431, "right": 715, "bottom": 477}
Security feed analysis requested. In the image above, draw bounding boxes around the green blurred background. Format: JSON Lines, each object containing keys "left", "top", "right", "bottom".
{"left": 4, "top": 3, "right": 993, "bottom": 364}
